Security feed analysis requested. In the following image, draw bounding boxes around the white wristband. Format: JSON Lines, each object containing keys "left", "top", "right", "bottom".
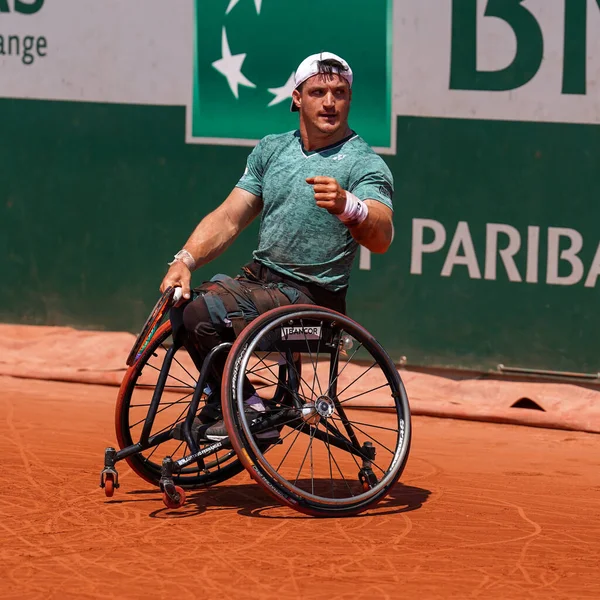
{"left": 338, "top": 191, "right": 369, "bottom": 227}
{"left": 168, "top": 249, "right": 196, "bottom": 271}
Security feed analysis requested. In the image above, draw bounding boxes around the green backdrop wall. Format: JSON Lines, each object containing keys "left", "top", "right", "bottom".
{"left": 1, "top": 98, "right": 599, "bottom": 373}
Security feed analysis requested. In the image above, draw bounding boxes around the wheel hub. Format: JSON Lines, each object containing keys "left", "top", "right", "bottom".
{"left": 301, "top": 396, "right": 335, "bottom": 425}
{"left": 315, "top": 395, "right": 335, "bottom": 418}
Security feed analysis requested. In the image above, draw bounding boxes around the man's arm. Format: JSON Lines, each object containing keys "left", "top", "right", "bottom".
{"left": 160, "top": 187, "right": 262, "bottom": 299}
{"left": 346, "top": 200, "right": 393, "bottom": 253}
{"left": 306, "top": 176, "right": 393, "bottom": 254}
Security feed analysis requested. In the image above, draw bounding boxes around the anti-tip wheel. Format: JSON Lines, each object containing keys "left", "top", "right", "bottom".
{"left": 104, "top": 474, "right": 115, "bottom": 498}
{"left": 162, "top": 485, "right": 186, "bottom": 509}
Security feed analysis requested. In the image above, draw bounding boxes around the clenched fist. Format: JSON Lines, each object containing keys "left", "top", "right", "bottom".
{"left": 306, "top": 176, "right": 347, "bottom": 215}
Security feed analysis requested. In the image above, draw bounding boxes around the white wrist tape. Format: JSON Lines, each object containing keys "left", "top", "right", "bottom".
{"left": 168, "top": 249, "right": 196, "bottom": 271}
{"left": 338, "top": 191, "right": 369, "bottom": 227}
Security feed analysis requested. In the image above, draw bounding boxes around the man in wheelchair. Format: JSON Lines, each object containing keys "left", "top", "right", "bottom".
{"left": 160, "top": 52, "right": 394, "bottom": 443}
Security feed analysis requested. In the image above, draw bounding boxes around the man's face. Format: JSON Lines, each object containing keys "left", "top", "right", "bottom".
{"left": 293, "top": 73, "right": 352, "bottom": 136}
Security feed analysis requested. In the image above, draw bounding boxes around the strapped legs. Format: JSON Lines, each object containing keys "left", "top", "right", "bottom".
{"left": 170, "top": 273, "right": 313, "bottom": 391}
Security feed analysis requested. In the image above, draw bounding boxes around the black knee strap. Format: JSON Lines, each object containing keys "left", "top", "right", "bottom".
{"left": 199, "top": 278, "right": 247, "bottom": 337}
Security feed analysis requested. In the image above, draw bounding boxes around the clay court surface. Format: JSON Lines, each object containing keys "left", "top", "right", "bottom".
{"left": 1, "top": 374, "right": 599, "bottom": 599}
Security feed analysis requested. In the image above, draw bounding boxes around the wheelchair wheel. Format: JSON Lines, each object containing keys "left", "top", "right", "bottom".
{"left": 115, "top": 321, "right": 243, "bottom": 488}
{"left": 221, "top": 305, "right": 411, "bottom": 517}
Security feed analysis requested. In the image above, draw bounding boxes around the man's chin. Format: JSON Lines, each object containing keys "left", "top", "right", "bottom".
{"left": 315, "top": 121, "right": 341, "bottom": 135}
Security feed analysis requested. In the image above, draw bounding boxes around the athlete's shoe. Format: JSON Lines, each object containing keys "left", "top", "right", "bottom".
{"left": 205, "top": 402, "right": 279, "bottom": 442}
{"left": 197, "top": 393, "right": 222, "bottom": 424}
{"left": 172, "top": 416, "right": 203, "bottom": 442}
{"left": 172, "top": 390, "right": 220, "bottom": 442}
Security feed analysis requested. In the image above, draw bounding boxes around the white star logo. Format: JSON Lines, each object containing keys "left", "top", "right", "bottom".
{"left": 212, "top": 27, "right": 256, "bottom": 99}
{"left": 267, "top": 71, "right": 296, "bottom": 107}
{"left": 226, "top": 0, "right": 262, "bottom": 15}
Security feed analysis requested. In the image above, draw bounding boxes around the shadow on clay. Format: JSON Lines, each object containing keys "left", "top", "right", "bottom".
{"left": 129, "top": 480, "right": 431, "bottom": 520}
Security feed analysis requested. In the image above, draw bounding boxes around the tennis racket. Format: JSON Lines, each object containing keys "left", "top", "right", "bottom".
{"left": 126, "top": 286, "right": 183, "bottom": 366}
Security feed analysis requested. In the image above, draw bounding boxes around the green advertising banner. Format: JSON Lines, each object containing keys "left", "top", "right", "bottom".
{"left": 190, "top": 0, "right": 393, "bottom": 149}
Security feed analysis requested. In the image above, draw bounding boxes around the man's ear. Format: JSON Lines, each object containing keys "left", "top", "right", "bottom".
{"left": 292, "top": 88, "right": 301, "bottom": 111}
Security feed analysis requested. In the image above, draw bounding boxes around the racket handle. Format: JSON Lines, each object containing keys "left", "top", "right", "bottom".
{"left": 172, "top": 287, "right": 183, "bottom": 303}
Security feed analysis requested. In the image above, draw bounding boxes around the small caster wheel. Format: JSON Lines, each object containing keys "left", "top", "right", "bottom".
{"left": 359, "top": 467, "right": 377, "bottom": 492}
{"left": 104, "top": 473, "right": 115, "bottom": 498}
{"left": 162, "top": 485, "right": 186, "bottom": 509}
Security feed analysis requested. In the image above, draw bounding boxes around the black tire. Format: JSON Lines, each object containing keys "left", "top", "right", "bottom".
{"left": 116, "top": 322, "right": 244, "bottom": 488}
{"left": 222, "top": 305, "right": 411, "bottom": 517}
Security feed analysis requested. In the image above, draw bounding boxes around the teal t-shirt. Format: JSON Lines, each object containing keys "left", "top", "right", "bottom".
{"left": 236, "top": 130, "right": 394, "bottom": 292}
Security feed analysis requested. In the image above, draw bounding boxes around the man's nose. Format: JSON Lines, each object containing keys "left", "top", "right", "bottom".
{"left": 323, "top": 92, "right": 335, "bottom": 109}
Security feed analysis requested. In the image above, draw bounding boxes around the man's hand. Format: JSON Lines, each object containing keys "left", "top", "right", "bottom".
{"left": 160, "top": 262, "right": 192, "bottom": 304}
{"left": 306, "top": 176, "right": 347, "bottom": 215}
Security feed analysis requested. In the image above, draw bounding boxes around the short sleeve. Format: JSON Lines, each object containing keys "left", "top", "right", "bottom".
{"left": 235, "top": 140, "right": 265, "bottom": 197}
{"left": 348, "top": 155, "right": 394, "bottom": 211}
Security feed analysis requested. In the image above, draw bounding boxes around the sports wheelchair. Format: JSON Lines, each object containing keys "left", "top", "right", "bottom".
{"left": 100, "top": 287, "right": 411, "bottom": 517}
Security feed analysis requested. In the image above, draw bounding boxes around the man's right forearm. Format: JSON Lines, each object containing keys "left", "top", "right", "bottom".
{"left": 170, "top": 187, "right": 263, "bottom": 271}
{"left": 177, "top": 207, "right": 240, "bottom": 270}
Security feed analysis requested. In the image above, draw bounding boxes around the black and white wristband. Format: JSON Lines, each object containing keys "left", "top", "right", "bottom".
{"left": 337, "top": 191, "right": 369, "bottom": 227}
{"left": 168, "top": 249, "right": 196, "bottom": 271}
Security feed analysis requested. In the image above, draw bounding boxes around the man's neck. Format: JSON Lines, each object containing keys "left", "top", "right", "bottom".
{"left": 299, "top": 122, "right": 352, "bottom": 152}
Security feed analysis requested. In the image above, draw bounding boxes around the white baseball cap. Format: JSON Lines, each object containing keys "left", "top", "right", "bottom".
{"left": 290, "top": 52, "right": 353, "bottom": 112}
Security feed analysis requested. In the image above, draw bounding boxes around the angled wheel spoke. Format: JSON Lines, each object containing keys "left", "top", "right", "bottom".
{"left": 252, "top": 353, "right": 308, "bottom": 402}
{"left": 324, "top": 435, "right": 356, "bottom": 497}
{"left": 299, "top": 318, "right": 324, "bottom": 397}
{"left": 337, "top": 384, "right": 391, "bottom": 404}
{"left": 130, "top": 399, "right": 192, "bottom": 409}
{"left": 310, "top": 422, "right": 318, "bottom": 495}
{"left": 143, "top": 435, "right": 180, "bottom": 464}
{"left": 330, "top": 416, "right": 397, "bottom": 457}
{"left": 275, "top": 420, "right": 309, "bottom": 470}
{"left": 130, "top": 392, "right": 193, "bottom": 429}
{"left": 252, "top": 380, "right": 280, "bottom": 394}
{"left": 171, "top": 439, "right": 186, "bottom": 460}
{"left": 144, "top": 445, "right": 160, "bottom": 463}
{"left": 289, "top": 355, "right": 319, "bottom": 404}
{"left": 246, "top": 361, "right": 283, "bottom": 378}
{"left": 170, "top": 352, "right": 198, "bottom": 386}
{"left": 317, "top": 417, "right": 352, "bottom": 447}
{"left": 294, "top": 425, "right": 317, "bottom": 486}
{"left": 144, "top": 361, "right": 196, "bottom": 389}
{"left": 146, "top": 400, "right": 190, "bottom": 439}
{"left": 325, "top": 422, "right": 335, "bottom": 499}
{"left": 336, "top": 361, "right": 378, "bottom": 397}
{"left": 326, "top": 332, "right": 342, "bottom": 397}
{"left": 135, "top": 384, "right": 195, "bottom": 391}
{"left": 332, "top": 418, "right": 400, "bottom": 434}
{"left": 247, "top": 372, "right": 280, "bottom": 388}
{"left": 326, "top": 417, "right": 362, "bottom": 472}
{"left": 325, "top": 341, "right": 364, "bottom": 397}
{"left": 248, "top": 413, "right": 303, "bottom": 439}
